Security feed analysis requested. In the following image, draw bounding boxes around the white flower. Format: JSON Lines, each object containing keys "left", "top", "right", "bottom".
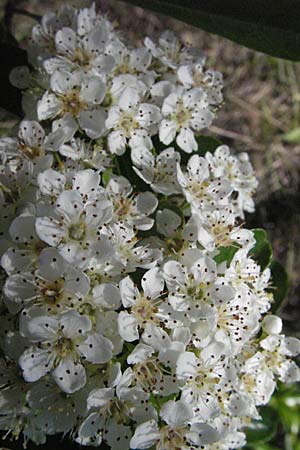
{"left": 176, "top": 351, "right": 234, "bottom": 419}
{"left": 37, "top": 70, "right": 107, "bottom": 138}
{"left": 178, "top": 62, "right": 223, "bottom": 107}
{"left": 1, "top": 213, "right": 44, "bottom": 276}
{"left": 177, "top": 154, "right": 232, "bottom": 210}
{"left": 19, "top": 307, "right": 113, "bottom": 393}
{"left": 105, "top": 87, "right": 161, "bottom": 155}
{"left": 118, "top": 268, "right": 164, "bottom": 341}
{"left": 35, "top": 188, "right": 113, "bottom": 265}
{"left": 163, "top": 251, "right": 234, "bottom": 322}
{"left": 145, "top": 30, "right": 202, "bottom": 70}
{"left": 106, "top": 175, "right": 158, "bottom": 230}
{"left": 44, "top": 25, "right": 114, "bottom": 76}
{"left": 206, "top": 146, "right": 258, "bottom": 216}
{"left": 3, "top": 248, "right": 89, "bottom": 314}
{"left": 132, "top": 146, "right": 182, "bottom": 195}
{"left": 99, "top": 221, "right": 161, "bottom": 272}
{"left": 28, "top": 379, "right": 87, "bottom": 434}
{"left": 159, "top": 86, "right": 214, "bottom": 152}
{"left": 130, "top": 400, "right": 219, "bottom": 449}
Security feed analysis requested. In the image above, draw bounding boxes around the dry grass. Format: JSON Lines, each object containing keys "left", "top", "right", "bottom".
{"left": 2, "top": 0, "right": 300, "bottom": 331}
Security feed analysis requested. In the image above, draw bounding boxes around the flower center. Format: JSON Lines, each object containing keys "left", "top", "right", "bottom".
{"left": 159, "top": 426, "right": 187, "bottom": 450}
{"left": 131, "top": 295, "right": 159, "bottom": 325}
{"left": 188, "top": 179, "right": 210, "bottom": 202}
{"left": 173, "top": 101, "right": 192, "bottom": 126}
{"left": 119, "top": 112, "right": 139, "bottom": 137}
{"left": 19, "top": 141, "right": 44, "bottom": 159}
{"left": 73, "top": 47, "right": 92, "bottom": 68}
{"left": 68, "top": 221, "right": 86, "bottom": 241}
{"left": 61, "top": 89, "right": 87, "bottom": 116}
{"left": 113, "top": 197, "right": 133, "bottom": 220}
{"left": 54, "top": 337, "right": 74, "bottom": 358}
{"left": 41, "top": 280, "right": 64, "bottom": 304}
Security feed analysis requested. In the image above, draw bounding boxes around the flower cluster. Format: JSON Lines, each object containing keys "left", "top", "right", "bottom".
{"left": 0, "top": 3, "right": 299, "bottom": 450}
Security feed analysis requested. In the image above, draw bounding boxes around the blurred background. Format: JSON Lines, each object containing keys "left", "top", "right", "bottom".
{"left": 0, "top": 1, "right": 299, "bottom": 449}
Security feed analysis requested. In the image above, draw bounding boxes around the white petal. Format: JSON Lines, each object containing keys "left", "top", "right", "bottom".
{"left": 37, "top": 169, "right": 66, "bottom": 196}
{"left": 45, "top": 114, "right": 77, "bottom": 150}
{"left": 107, "top": 129, "right": 126, "bottom": 155}
{"left": 130, "top": 420, "right": 159, "bottom": 450}
{"left": 19, "top": 310, "right": 59, "bottom": 341}
{"left": 87, "top": 387, "right": 114, "bottom": 410}
{"left": 156, "top": 208, "right": 181, "bottom": 237}
{"left": 261, "top": 315, "right": 282, "bottom": 335}
{"left": 118, "top": 311, "right": 139, "bottom": 342}
{"left": 72, "top": 169, "right": 100, "bottom": 194}
{"left": 50, "top": 70, "right": 80, "bottom": 94}
{"left": 19, "top": 120, "right": 45, "bottom": 148}
{"left": 127, "top": 343, "right": 154, "bottom": 364}
{"left": 119, "top": 87, "right": 139, "bottom": 111}
{"left": 176, "top": 351, "right": 197, "bottom": 379}
{"left": 159, "top": 119, "right": 177, "bottom": 145}
{"left": 176, "top": 127, "right": 197, "bottom": 153}
{"left": 35, "top": 217, "right": 65, "bottom": 246}
{"left": 119, "top": 276, "right": 139, "bottom": 307}
{"left": 135, "top": 191, "right": 158, "bottom": 215}
{"left": 56, "top": 190, "right": 84, "bottom": 222}
{"left": 160, "top": 400, "right": 193, "bottom": 427}
{"left": 38, "top": 247, "right": 66, "bottom": 281}
{"left": 81, "top": 77, "right": 106, "bottom": 105}
{"left": 4, "top": 273, "right": 37, "bottom": 305}
{"left": 78, "top": 333, "right": 113, "bottom": 364}
{"left": 78, "top": 108, "right": 107, "bottom": 139}
{"left": 60, "top": 311, "right": 92, "bottom": 339}
{"left": 141, "top": 267, "right": 164, "bottom": 299}
{"left": 19, "top": 347, "right": 54, "bottom": 382}
{"left": 53, "top": 357, "right": 86, "bottom": 393}
{"left": 92, "top": 54, "right": 116, "bottom": 75}
{"left": 55, "top": 27, "right": 76, "bottom": 55}
{"left": 106, "top": 422, "right": 132, "bottom": 450}
{"left": 92, "top": 283, "right": 121, "bottom": 310}
{"left": 187, "top": 423, "right": 220, "bottom": 445}
{"left": 76, "top": 413, "right": 103, "bottom": 447}
{"left": 9, "top": 214, "right": 37, "bottom": 244}
{"left": 37, "top": 92, "right": 62, "bottom": 121}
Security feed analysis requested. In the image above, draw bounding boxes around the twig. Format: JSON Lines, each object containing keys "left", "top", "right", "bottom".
{"left": 209, "top": 125, "right": 263, "bottom": 150}
{"left": 11, "top": 8, "right": 41, "bottom": 22}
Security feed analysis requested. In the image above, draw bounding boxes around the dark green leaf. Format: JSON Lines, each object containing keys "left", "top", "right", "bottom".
{"left": 246, "top": 406, "right": 279, "bottom": 444}
{"left": 269, "top": 260, "right": 289, "bottom": 312}
{"left": 123, "top": 0, "right": 300, "bottom": 60}
{"left": 195, "top": 135, "right": 223, "bottom": 155}
{"left": 250, "top": 229, "right": 272, "bottom": 270}
{"left": 214, "top": 245, "right": 238, "bottom": 266}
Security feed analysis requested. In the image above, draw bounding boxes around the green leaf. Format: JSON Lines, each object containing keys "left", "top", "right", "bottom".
{"left": 123, "top": 0, "right": 300, "bottom": 60}
{"left": 246, "top": 406, "right": 279, "bottom": 445}
{"left": 214, "top": 245, "right": 238, "bottom": 266}
{"left": 149, "top": 392, "right": 178, "bottom": 410}
{"left": 269, "top": 260, "right": 289, "bottom": 312}
{"left": 282, "top": 127, "right": 300, "bottom": 143}
{"left": 250, "top": 229, "right": 272, "bottom": 270}
{"left": 195, "top": 135, "right": 223, "bottom": 155}
{"left": 102, "top": 168, "right": 113, "bottom": 186}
